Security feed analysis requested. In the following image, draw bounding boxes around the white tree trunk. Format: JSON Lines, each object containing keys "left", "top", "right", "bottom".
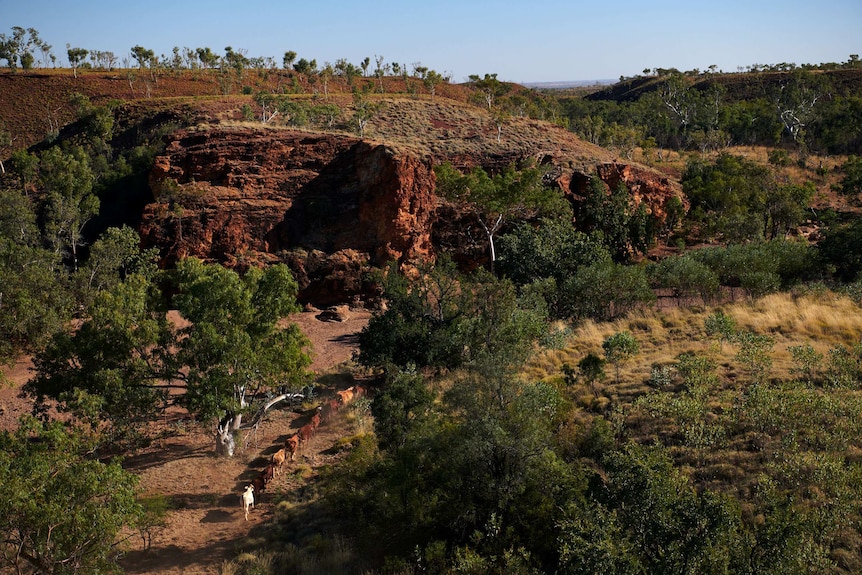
{"left": 215, "top": 422, "right": 236, "bottom": 457}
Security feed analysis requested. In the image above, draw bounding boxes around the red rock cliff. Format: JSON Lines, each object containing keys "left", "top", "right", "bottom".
{"left": 140, "top": 127, "right": 436, "bottom": 304}
{"left": 141, "top": 126, "right": 683, "bottom": 305}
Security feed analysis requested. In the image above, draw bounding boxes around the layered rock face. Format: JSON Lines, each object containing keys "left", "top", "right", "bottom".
{"left": 141, "top": 126, "right": 683, "bottom": 305}
{"left": 140, "top": 127, "right": 436, "bottom": 303}
{"left": 568, "top": 161, "right": 685, "bottom": 221}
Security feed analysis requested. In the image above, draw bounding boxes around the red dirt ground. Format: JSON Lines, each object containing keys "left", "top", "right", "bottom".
{"left": 0, "top": 308, "right": 371, "bottom": 575}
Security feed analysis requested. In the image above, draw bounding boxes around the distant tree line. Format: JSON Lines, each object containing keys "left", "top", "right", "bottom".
{"left": 561, "top": 65, "right": 862, "bottom": 156}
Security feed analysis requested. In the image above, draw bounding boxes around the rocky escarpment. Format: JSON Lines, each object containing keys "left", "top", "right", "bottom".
{"left": 140, "top": 127, "right": 436, "bottom": 304}
{"left": 141, "top": 125, "right": 683, "bottom": 305}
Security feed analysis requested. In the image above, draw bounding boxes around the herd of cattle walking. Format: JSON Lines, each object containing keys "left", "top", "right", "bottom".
{"left": 241, "top": 384, "right": 366, "bottom": 520}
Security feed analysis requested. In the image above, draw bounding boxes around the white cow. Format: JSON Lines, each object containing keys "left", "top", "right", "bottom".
{"left": 241, "top": 485, "right": 255, "bottom": 520}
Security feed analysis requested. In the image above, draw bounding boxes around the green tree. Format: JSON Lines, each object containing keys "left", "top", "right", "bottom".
{"left": 424, "top": 69, "right": 445, "bottom": 99}
{"left": 282, "top": 50, "right": 297, "bottom": 70}
{"left": 0, "top": 27, "right": 44, "bottom": 72}
{"left": 66, "top": 44, "right": 88, "bottom": 78}
{"left": 74, "top": 225, "right": 159, "bottom": 299}
{"left": 596, "top": 443, "right": 742, "bottom": 574}
{"left": 435, "top": 161, "right": 564, "bottom": 272}
{"left": 352, "top": 91, "right": 380, "bottom": 137}
{"left": 358, "top": 259, "right": 465, "bottom": 371}
{"left": 573, "top": 177, "right": 645, "bottom": 261}
{"left": 130, "top": 45, "right": 154, "bottom": 69}
{"left": 0, "top": 417, "right": 144, "bottom": 575}
{"left": 27, "top": 259, "right": 312, "bottom": 454}
{"left": 733, "top": 331, "right": 775, "bottom": 384}
{"left": 705, "top": 310, "right": 737, "bottom": 351}
{"left": 574, "top": 353, "right": 606, "bottom": 398}
{"left": 561, "top": 261, "right": 654, "bottom": 321}
{"left": 358, "top": 258, "right": 547, "bottom": 373}
{"left": 195, "top": 46, "right": 219, "bottom": 69}
{"left": 37, "top": 146, "right": 99, "bottom": 270}
{"left": 497, "top": 217, "right": 609, "bottom": 287}
{"left": 602, "top": 331, "right": 640, "bottom": 384}
{"left": 468, "top": 73, "right": 509, "bottom": 110}
{"left": 170, "top": 259, "right": 312, "bottom": 455}
{"left": 650, "top": 255, "right": 720, "bottom": 303}
{"left": 836, "top": 156, "right": 862, "bottom": 203}
{"left": 371, "top": 367, "right": 435, "bottom": 451}
{"left": 764, "top": 182, "right": 814, "bottom": 239}
{"left": 0, "top": 237, "right": 71, "bottom": 363}
{"left": 819, "top": 218, "right": 862, "bottom": 282}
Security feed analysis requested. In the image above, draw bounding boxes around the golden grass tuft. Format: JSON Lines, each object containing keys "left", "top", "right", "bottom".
{"left": 526, "top": 289, "right": 862, "bottom": 397}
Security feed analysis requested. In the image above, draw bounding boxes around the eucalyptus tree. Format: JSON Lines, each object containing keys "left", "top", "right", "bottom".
{"left": 27, "top": 259, "right": 312, "bottom": 455}
{"left": 66, "top": 44, "right": 88, "bottom": 78}
{"left": 434, "top": 161, "right": 564, "bottom": 273}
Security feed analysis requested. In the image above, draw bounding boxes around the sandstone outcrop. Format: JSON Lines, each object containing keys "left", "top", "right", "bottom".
{"left": 140, "top": 127, "right": 436, "bottom": 303}
{"left": 140, "top": 126, "right": 683, "bottom": 306}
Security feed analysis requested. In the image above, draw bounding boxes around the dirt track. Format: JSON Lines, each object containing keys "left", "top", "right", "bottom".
{"left": 0, "top": 308, "right": 371, "bottom": 575}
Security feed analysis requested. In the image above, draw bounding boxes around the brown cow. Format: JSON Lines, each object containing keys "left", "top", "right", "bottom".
{"left": 310, "top": 410, "right": 321, "bottom": 430}
{"left": 285, "top": 434, "right": 300, "bottom": 462}
{"left": 251, "top": 475, "right": 266, "bottom": 500}
{"left": 271, "top": 448, "right": 287, "bottom": 475}
{"left": 261, "top": 463, "right": 276, "bottom": 485}
{"left": 337, "top": 388, "right": 354, "bottom": 406}
{"left": 353, "top": 384, "right": 368, "bottom": 398}
{"left": 298, "top": 423, "right": 315, "bottom": 443}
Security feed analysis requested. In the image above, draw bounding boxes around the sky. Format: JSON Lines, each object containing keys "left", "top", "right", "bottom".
{"left": 4, "top": 0, "right": 860, "bottom": 84}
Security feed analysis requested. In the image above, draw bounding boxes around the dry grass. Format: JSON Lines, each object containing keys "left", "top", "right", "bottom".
{"left": 526, "top": 289, "right": 862, "bottom": 396}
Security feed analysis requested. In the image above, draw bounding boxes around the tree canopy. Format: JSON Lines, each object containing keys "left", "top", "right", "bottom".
{"left": 26, "top": 258, "right": 312, "bottom": 450}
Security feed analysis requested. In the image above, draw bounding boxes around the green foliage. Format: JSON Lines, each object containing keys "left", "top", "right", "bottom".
{"left": 576, "top": 443, "right": 742, "bottom": 575}
{"left": 357, "top": 258, "right": 467, "bottom": 371}
{"left": 0, "top": 186, "right": 73, "bottom": 362}
{"left": 171, "top": 258, "right": 311, "bottom": 421}
{"left": 561, "top": 261, "right": 654, "bottom": 321}
{"left": 27, "top": 259, "right": 311, "bottom": 442}
{"left": 358, "top": 258, "right": 548, "bottom": 372}
{"left": 602, "top": 331, "right": 640, "bottom": 384}
{"left": 27, "top": 272, "right": 174, "bottom": 433}
{"left": 705, "top": 310, "right": 737, "bottom": 350}
{"left": 0, "top": 417, "right": 143, "bottom": 575}
{"left": 37, "top": 145, "right": 99, "bottom": 268}
{"left": 690, "top": 240, "right": 816, "bottom": 294}
{"left": 836, "top": 156, "right": 862, "bottom": 203}
{"left": 682, "top": 153, "right": 773, "bottom": 241}
{"left": 498, "top": 218, "right": 607, "bottom": 289}
{"left": 818, "top": 218, "right": 862, "bottom": 282}
{"left": 823, "top": 342, "right": 862, "bottom": 389}
{"left": 733, "top": 331, "right": 775, "bottom": 384}
{"left": 573, "top": 177, "right": 657, "bottom": 261}
{"left": 371, "top": 368, "right": 435, "bottom": 452}
{"left": 650, "top": 254, "right": 720, "bottom": 301}
{"left": 576, "top": 353, "right": 606, "bottom": 397}
{"left": 74, "top": 225, "right": 159, "bottom": 303}
{"left": 682, "top": 154, "right": 815, "bottom": 241}
{"left": 788, "top": 344, "right": 824, "bottom": 385}
{"left": 435, "top": 162, "right": 566, "bottom": 270}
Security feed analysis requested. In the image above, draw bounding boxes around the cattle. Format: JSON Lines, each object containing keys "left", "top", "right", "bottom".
{"left": 241, "top": 485, "right": 255, "bottom": 521}
{"left": 261, "top": 463, "right": 276, "bottom": 485}
{"left": 337, "top": 388, "right": 355, "bottom": 406}
{"left": 353, "top": 384, "right": 368, "bottom": 398}
{"left": 285, "top": 434, "right": 300, "bottom": 462}
{"left": 251, "top": 475, "right": 266, "bottom": 500}
{"left": 310, "top": 410, "right": 321, "bottom": 430}
{"left": 271, "top": 448, "right": 286, "bottom": 475}
{"left": 298, "top": 423, "right": 315, "bottom": 443}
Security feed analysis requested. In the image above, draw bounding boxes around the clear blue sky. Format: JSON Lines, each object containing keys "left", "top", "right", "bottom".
{"left": 4, "top": 0, "right": 860, "bottom": 83}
